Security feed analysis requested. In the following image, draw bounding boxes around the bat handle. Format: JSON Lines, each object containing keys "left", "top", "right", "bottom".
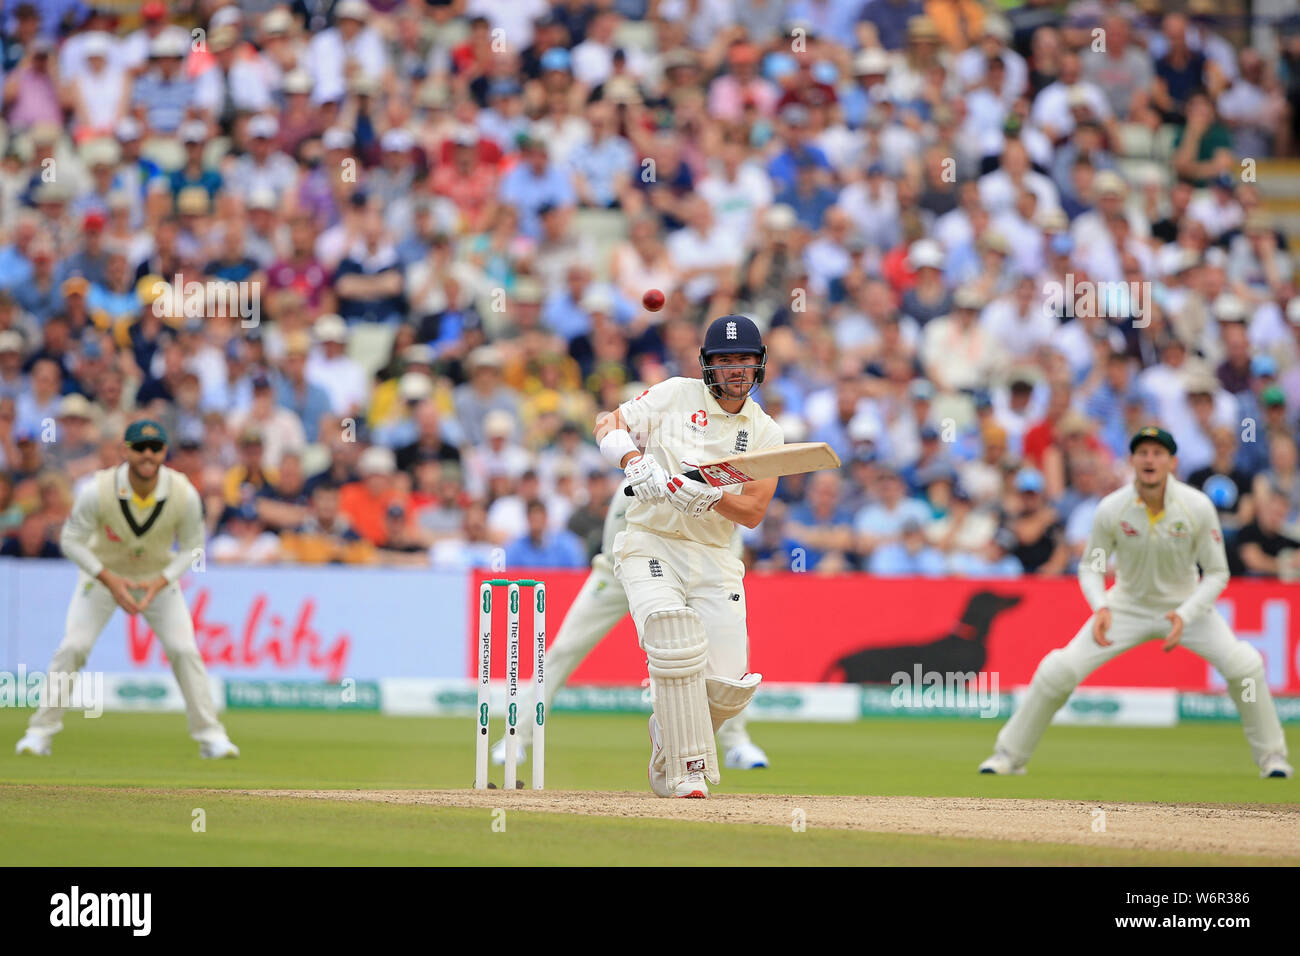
{"left": 623, "top": 468, "right": 704, "bottom": 496}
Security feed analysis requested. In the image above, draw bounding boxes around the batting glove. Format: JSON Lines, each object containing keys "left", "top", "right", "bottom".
{"left": 666, "top": 474, "right": 722, "bottom": 517}
{"left": 625, "top": 454, "right": 670, "bottom": 503}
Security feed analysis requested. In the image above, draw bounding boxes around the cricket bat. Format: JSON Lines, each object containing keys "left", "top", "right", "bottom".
{"left": 623, "top": 442, "right": 842, "bottom": 495}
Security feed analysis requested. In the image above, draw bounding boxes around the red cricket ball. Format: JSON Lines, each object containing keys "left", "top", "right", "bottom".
{"left": 642, "top": 288, "right": 665, "bottom": 312}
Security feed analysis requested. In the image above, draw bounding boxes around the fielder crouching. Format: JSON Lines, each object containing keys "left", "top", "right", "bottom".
{"left": 979, "top": 427, "right": 1291, "bottom": 779}
{"left": 15, "top": 420, "right": 239, "bottom": 759}
{"left": 594, "top": 315, "right": 782, "bottom": 798}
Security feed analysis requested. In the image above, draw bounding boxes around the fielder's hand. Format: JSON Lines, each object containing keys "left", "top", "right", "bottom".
{"left": 624, "top": 454, "right": 669, "bottom": 503}
{"left": 665, "top": 473, "right": 722, "bottom": 517}
{"left": 97, "top": 569, "right": 141, "bottom": 615}
{"left": 1162, "top": 611, "right": 1184, "bottom": 652}
{"left": 1091, "top": 607, "right": 1112, "bottom": 646}
{"left": 133, "top": 575, "right": 169, "bottom": 614}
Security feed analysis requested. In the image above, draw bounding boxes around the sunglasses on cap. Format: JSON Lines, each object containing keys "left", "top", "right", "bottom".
{"left": 130, "top": 440, "right": 166, "bottom": 453}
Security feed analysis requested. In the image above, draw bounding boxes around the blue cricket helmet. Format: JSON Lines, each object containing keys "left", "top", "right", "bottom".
{"left": 699, "top": 314, "right": 766, "bottom": 399}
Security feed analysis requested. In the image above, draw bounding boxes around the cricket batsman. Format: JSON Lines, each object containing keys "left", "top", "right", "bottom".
{"left": 594, "top": 314, "right": 782, "bottom": 798}
{"left": 491, "top": 477, "right": 770, "bottom": 771}
{"left": 979, "top": 426, "right": 1291, "bottom": 778}
{"left": 15, "top": 421, "right": 240, "bottom": 759}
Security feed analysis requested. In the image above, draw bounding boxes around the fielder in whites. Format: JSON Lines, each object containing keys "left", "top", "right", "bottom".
{"left": 490, "top": 477, "right": 770, "bottom": 771}
{"left": 595, "top": 314, "right": 782, "bottom": 798}
{"left": 980, "top": 427, "right": 1291, "bottom": 778}
{"left": 15, "top": 420, "right": 240, "bottom": 759}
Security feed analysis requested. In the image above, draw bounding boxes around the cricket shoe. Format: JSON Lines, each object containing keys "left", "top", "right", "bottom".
{"left": 647, "top": 715, "right": 670, "bottom": 798}
{"left": 490, "top": 736, "right": 527, "bottom": 766}
{"left": 1260, "top": 753, "right": 1293, "bottom": 779}
{"left": 199, "top": 737, "right": 241, "bottom": 759}
{"left": 725, "top": 742, "right": 769, "bottom": 769}
{"left": 978, "top": 749, "right": 1026, "bottom": 775}
{"left": 15, "top": 733, "right": 51, "bottom": 756}
{"left": 672, "top": 771, "right": 709, "bottom": 799}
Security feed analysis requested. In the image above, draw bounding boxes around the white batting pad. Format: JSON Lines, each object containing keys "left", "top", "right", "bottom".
{"left": 706, "top": 672, "right": 762, "bottom": 733}
{"left": 643, "top": 607, "right": 718, "bottom": 786}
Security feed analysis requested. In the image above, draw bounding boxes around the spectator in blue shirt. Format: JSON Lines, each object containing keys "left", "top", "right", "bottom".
{"left": 775, "top": 161, "right": 839, "bottom": 229}
{"left": 0, "top": 213, "right": 38, "bottom": 291}
{"left": 786, "top": 471, "right": 857, "bottom": 572}
{"left": 569, "top": 100, "right": 634, "bottom": 208}
{"left": 901, "top": 428, "right": 955, "bottom": 495}
{"left": 1084, "top": 349, "right": 1158, "bottom": 459}
{"left": 505, "top": 500, "right": 587, "bottom": 568}
{"left": 170, "top": 122, "right": 225, "bottom": 198}
{"left": 499, "top": 133, "right": 576, "bottom": 240}
{"left": 3, "top": 0, "right": 86, "bottom": 40}
{"left": 840, "top": 48, "right": 892, "bottom": 128}
{"left": 786, "top": 0, "right": 870, "bottom": 49}
{"left": 276, "top": 335, "right": 333, "bottom": 443}
{"left": 132, "top": 33, "right": 198, "bottom": 135}
{"left": 854, "top": 465, "right": 933, "bottom": 561}
{"left": 767, "top": 105, "right": 832, "bottom": 191}
{"left": 859, "top": 0, "right": 927, "bottom": 51}
{"left": 869, "top": 518, "right": 949, "bottom": 575}
{"left": 85, "top": 249, "right": 139, "bottom": 328}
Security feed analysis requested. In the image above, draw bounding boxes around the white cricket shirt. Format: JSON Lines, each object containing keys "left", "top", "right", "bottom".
{"left": 1078, "top": 476, "right": 1230, "bottom": 622}
{"left": 618, "top": 377, "right": 783, "bottom": 548}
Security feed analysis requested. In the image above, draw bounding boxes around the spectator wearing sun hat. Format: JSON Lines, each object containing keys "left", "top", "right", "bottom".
{"left": 274, "top": 332, "right": 334, "bottom": 444}
{"left": 307, "top": 0, "right": 390, "bottom": 105}
{"left": 192, "top": 20, "right": 276, "bottom": 121}
{"left": 453, "top": 345, "right": 520, "bottom": 446}
{"left": 462, "top": 409, "right": 530, "bottom": 499}
{"left": 131, "top": 30, "right": 198, "bottom": 135}
{"left": 12, "top": 234, "right": 61, "bottom": 322}
{"left": 305, "top": 315, "right": 369, "bottom": 417}
{"left": 340, "top": 445, "right": 407, "bottom": 546}
{"left": 922, "top": 285, "right": 1005, "bottom": 391}
{"left": 45, "top": 393, "right": 100, "bottom": 480}
{"left": 230, "top": 114, "right": 299, "bottom": 202}
{"left": 0, "top": 331, "right": 26, "bottom": 400}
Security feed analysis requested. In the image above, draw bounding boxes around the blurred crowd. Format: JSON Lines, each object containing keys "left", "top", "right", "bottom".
{"left": 2, "top": 0, "right": 1300, "bottom": 580}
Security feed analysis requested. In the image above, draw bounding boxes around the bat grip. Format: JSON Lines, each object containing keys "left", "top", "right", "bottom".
{"left": 623, "top": 468, "right": 704, "bottom": 495}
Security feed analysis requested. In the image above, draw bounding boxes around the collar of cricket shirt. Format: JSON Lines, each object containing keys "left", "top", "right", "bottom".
{"left": 702, "top": 380, "right": 751, "bottom": 420}
{"left": 1133, "top": 475, "right": 1176, "bottom": 522}
{"left": 116, "top": 462, "right": 171, "bottom": 503}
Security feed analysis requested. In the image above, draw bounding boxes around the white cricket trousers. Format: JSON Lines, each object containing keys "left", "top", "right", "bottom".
{"left": 996, "top": 606, "right": 1288, "bottom": 769}
{"left": 27, "top": 573, "right": 228, "bottom": 743}
{"left": 518, "top": 552, "right": 755, "bottom": 749}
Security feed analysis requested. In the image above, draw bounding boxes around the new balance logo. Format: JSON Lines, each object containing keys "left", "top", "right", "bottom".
{"left": 648, "top": 558, "right": 663, "bottom": 578}
{"left": 729, "top": 593, "right": 740, "bottom": 602}
{"left": 734, "top": 429, "right": 748, "bottom": 453}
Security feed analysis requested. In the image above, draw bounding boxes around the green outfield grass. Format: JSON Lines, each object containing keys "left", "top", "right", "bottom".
{"left": 0, "top": 710, "right": 1294, "bottom": 865}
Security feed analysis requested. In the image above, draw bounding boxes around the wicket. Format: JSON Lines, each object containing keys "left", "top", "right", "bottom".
{"left": 475, "top": 579, "right": 546, "bottom": 790}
